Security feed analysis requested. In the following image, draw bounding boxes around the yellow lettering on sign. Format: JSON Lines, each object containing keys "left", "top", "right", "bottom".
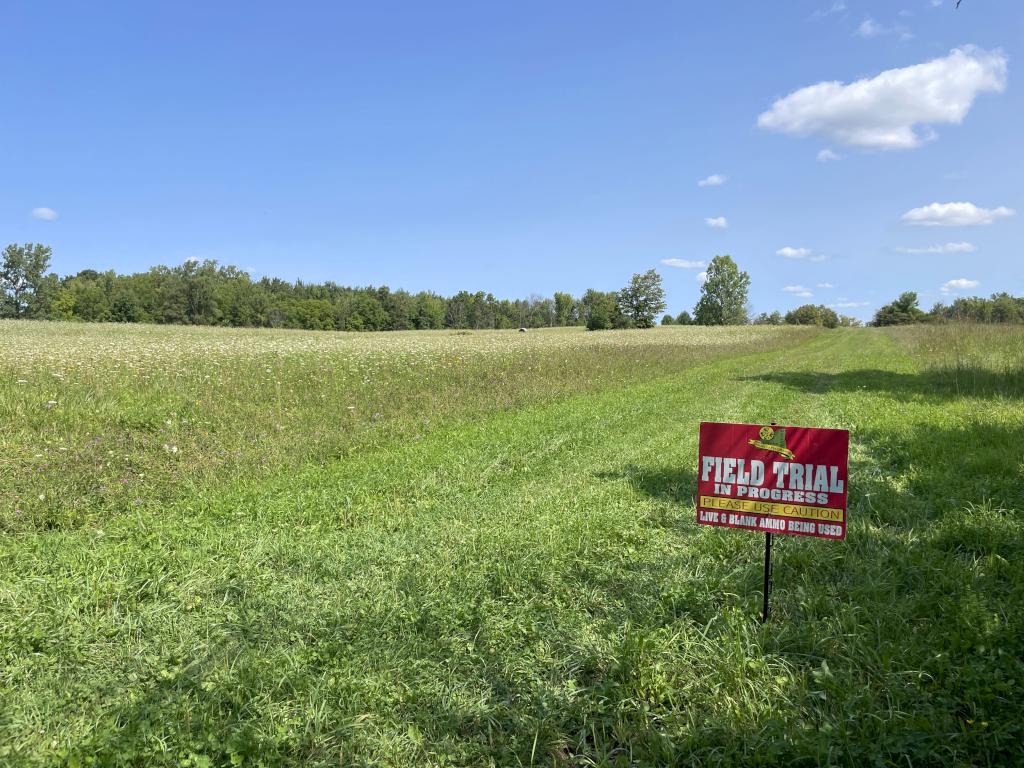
{"left": 699, "top": 495, "right": 844, "bottom": 522}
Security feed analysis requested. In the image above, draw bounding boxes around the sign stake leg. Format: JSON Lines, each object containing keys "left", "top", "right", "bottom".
{"left": 761, "top": 531, "right": 772, "bottom": 624}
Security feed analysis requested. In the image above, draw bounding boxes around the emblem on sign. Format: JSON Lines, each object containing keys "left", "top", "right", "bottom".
{"left": 747, "top": 425, "right": 796, "bottom": 460}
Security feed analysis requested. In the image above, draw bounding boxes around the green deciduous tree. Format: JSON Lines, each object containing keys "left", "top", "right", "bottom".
{"left": 753, "top": 310, "right": 783, "bottom": 325}
{"left": 784, "top": 304, "right": 839, "bottom": 328}
{"left": 553, "top": 292, "right": 577, "bottom": 326}
{"left": 414, "top": 292, "right": 446, "bottom": 329}
{"left": 1, "top": 243, "right": 53, "bottom": 318}
{"left": 873, "top": 292, "right": 926, "bottom": 326}
{"left": 582, "top": 289, "right": 619, "bottom": 331}
{"left": 931, "top": 293, "right": 1024, "bottom": 324}
{"left": 694, "top": 255, "right": 750, "bottom": 325}
{"left": 617, "top": 269, "right": 666, "bottom": 329}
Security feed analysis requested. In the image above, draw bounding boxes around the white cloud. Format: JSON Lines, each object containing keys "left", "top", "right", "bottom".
{"left": 696, "top": 271, "right": 708, "bottom": 284}
{"left": 895, "top": 241, "right": 977, "bottom": 253}
{"left": 856, "top": 17, "right": 914, "bottom": 40}
{"left": 757, "top": 46, "right": 1007, "bottom": 150}
{"left": 941, "top": 278, "right": 980, "bottom": 294}
{"left": 705, "top": 216, "right": 728, "bottom": 229}
{"left": 817, "top": 148, "right": 842, "bottom": 162}
{"left": 776, "top": 246, "right": 812, "bottom": 259}
{"left": 901, "top": 202, "right": 1015, "bottom": 226}
{"left": 783, "top": 285, "right": 814, "bottom": 298}
{"left": 856, "top": 18, "right": 884, "bottom": 37}
{"left": 931, "top": 0, "right": 943, "bottom": 6}
{"left": 811, "top": 1, "right": 846, "bottom": 19}
{"left": 777, "top": 246, "right": 828, "bottom": 262}
{"left": 829, "top": 301, "right": 871, "bottom": 308}
{"left": 816, "top": 282, "right": 834, "bottom": 289}
{"left": 660, "top": 258, "right": 706, "bottom": 269}
{"left": 31, "top": 207, "right": 58, "bottom": 221}
{"left": 697, "top": 174, "right": 726, "bottom": 187}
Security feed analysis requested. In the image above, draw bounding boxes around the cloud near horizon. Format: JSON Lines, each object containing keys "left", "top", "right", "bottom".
{"left": 757, "top": 46, "right": 1007, "bottom": 150}
{"left": 777, "top": 246, "right": 811, "bottom": 259}
{"left": 901, "top": 202, "right": 1015, "bottom": 226}
{"left": 697, "top": 174, "right": 726, "bottom": 187}
{"left": 705, "top": 216, "right": 728, "bottom": 229}
{"left": 660, "top": 258, "right": 706, "bottom": 269}
{"left": 895, "top": 241, "right": 977, "bottom": 253}
{"left": 776, "top": 247, "right": 825, "bottom": 262}
{"left": 941, "top": 277, "right": 980, "bottom": 294}
{"left": 31, "top": 207, "right": 58, "bottom": 221}
{"left": 782, "top": 285, "right": 814, "bottom": 298}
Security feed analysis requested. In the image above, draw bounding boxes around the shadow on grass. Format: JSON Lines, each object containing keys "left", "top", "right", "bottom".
{"left": 592, "top": 464, "right": 696, "bottom": 505}
{"left": 740, "top": 366, "right": 1024, "bottom": 401}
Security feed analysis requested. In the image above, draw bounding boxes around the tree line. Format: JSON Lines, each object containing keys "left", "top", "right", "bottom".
{"left": 3, "top": 243, "right": 1015, "bottom": 332}
{"left": 0, "top": 245, "right": 735, "bottom": 331}
{"left": 871, "top": 291, "right": 1024, "bottom": 326}
{"left": 0, "top": 243, "right": 674, "bottom": 331}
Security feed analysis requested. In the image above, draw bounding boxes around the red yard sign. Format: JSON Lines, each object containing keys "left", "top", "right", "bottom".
{"left": 697, "top": 422, "right": 849, "bottom": 540}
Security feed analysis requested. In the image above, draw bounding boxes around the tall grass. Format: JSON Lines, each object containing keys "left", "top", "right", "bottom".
{"left": 0, "top": 321, "right": 816, "bottom": 531}
{"left": 887, "top": 323, "right": 1024, "bottom": 398}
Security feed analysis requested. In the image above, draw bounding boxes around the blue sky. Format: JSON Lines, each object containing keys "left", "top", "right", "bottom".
{"left": 2, "top": 1, "right": 1020, "bottom": 321}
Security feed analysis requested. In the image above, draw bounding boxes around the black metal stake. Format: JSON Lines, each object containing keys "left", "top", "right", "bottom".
{"left": 760, "top": 420, "right": 778, "bottom": 624}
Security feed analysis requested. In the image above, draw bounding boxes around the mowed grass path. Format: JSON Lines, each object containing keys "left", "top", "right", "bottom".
{"left": 2, "top": 329, "right": 1022, "bottom": 766}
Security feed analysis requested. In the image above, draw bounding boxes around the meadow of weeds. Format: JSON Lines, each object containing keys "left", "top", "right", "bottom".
{"left": 0, "top": 322, "right": 1021, "bottom": 766}
{"left": 0, "top": 322, "right": 814, "bottom": 531}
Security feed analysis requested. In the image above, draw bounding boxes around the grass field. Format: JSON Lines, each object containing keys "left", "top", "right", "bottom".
{"left": 1, "top": 322, "right": 1022, "bottom": 766}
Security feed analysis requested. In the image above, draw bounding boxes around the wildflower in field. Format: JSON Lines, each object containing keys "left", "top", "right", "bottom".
{"left": 1, "top": 319, "right": 817, "bottom": 530}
